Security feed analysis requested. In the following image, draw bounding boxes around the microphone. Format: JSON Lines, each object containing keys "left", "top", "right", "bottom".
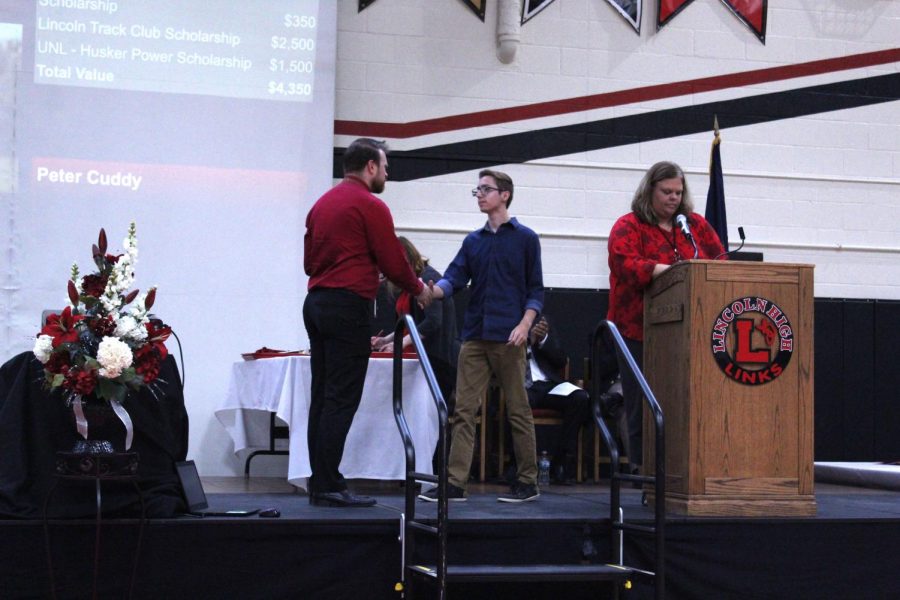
{"left": 675, "top": 214, "right": 693, "bottom": 239}
{"left": 714, "top": 226, "right": 746, "bottom": 260}
{"left": 675, "top": 214, "right": 699, "bottom": 259}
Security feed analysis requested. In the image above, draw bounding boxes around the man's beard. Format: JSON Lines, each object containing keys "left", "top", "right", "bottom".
{"left": 370, "top": 176, "right": 385, "bottom": 194}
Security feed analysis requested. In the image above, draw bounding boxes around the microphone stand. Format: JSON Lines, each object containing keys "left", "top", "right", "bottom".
{"left": 688, "top": 235, "right": 699, "bottom": 259}
{"left": 676, "top": 215, "right": 699, "bottom": 259}
{"left": 714, "top": 226, "right": 746, "bottom": 260}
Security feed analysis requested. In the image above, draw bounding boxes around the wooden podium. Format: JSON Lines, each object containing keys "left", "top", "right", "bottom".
{"left": 643, "top": 260, "right": 816, "bottom": 516}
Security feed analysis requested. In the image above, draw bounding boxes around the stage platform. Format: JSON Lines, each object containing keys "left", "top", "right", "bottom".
{"left": 2, "top": 479, "right": 899, "bottom": 599}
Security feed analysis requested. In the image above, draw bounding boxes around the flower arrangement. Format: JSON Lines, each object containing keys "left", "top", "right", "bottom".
{"left": 33, "top": 222, "right": 172, "bottom": 405}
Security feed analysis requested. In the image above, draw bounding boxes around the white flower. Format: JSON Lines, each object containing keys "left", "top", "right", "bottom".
{"left": 96, "top": 336, "right": 133, "bottom": 379}
{"left": 130, "top": 323, "right": 148, "bottom": 342}
{"left": 114, "top": 315, "right": 147, "bottom": 342}
{"left": 114, "top": 254, "right": 134, "bottom": 291}
{"left": 124, "top": 222, "right": 138, "bottom": 257}
{"left": 128, "top": 295, "right": 150, "bottom": 323}
{"left": 33, "top": 335, "right": 55, "bottom": 363}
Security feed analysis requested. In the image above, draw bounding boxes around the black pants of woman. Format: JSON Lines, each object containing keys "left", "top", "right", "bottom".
{"left": 615, "top": 336, "right": 644, "bottom": 472}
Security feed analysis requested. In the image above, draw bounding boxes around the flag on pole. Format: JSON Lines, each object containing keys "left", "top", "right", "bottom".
{"left": 705, "top": 117, "right": 728, "bottom": 250}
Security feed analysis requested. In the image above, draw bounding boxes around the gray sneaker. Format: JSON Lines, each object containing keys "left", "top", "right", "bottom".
{"left": 497, "top": 482, "right": 539, "bottom": 503}
{"left": 418, "top": 483, "right": 467, "bottom": 502}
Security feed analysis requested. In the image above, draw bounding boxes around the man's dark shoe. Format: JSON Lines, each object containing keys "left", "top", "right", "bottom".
{"left": 418, "top": 483, "right": 467, "bottom": 502}
{"left": 497, "top": 481, "right": 539, "bottom": 503}
{"left": 310, "top": 490, "right": 376, "bottom": 507}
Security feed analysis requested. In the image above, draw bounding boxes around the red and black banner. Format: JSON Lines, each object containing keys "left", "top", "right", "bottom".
{"left": 659, "top": 0, "right": 767, "bottom": 42}
{"left": 658, "top": 0, "right": 695, "bottom": 28}
{"left": 721, "top": 0, "right": 767, "bottom": 42}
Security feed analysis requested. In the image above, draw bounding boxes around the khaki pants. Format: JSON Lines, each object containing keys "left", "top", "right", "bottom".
{"left": 447, "top": 340, "right": 537, "bottom": 490}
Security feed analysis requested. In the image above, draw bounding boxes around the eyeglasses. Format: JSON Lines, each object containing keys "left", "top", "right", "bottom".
{"left": 471, "top": 185, "right": 500, "bottom": 196}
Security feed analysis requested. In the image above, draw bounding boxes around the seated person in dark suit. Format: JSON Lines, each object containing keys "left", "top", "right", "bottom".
{"left": 526, "top": 315, "right": 592, "bottom": 484}
{"left": 372, "top": 236, "right": 460, "bottom": 411}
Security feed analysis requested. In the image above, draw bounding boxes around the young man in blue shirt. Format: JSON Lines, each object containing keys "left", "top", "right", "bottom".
{"left": 420, "top": 169, "right": 544, "bottom": 503}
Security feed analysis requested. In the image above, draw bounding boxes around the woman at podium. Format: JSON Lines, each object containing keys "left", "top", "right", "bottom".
{"left": 607, "top": 161, "right": 724, "bottom": 475}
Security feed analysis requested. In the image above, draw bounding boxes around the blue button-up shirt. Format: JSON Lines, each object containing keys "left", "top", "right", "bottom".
{"left": 437, "top": 217, "right": 544, "bottom": 343}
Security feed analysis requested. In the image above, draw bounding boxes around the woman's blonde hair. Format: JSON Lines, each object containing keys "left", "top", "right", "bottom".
{"left": 630, "top": 161, "right": 694, "bottom": 224}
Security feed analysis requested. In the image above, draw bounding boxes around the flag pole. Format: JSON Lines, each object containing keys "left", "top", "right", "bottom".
{"left": 705, "top": 115, "right": 728, "bottom": 251}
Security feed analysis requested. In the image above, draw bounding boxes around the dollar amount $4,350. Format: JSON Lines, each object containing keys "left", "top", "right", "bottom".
{"left": 268, "top": 81, "right": 312, "bottom": 97}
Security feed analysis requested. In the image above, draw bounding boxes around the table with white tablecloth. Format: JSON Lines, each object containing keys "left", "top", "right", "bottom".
{"left": 215, "top": 355, "right": 438, "bottom": 489}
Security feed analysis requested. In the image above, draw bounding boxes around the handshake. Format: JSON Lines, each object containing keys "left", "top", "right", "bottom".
{"left": 414, "top": 279, "right": 444, "bottom": 309}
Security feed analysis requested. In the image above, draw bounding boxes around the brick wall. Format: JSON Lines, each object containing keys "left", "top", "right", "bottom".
{"left": 334, "top": 0, "right": 900, "bottom": 299}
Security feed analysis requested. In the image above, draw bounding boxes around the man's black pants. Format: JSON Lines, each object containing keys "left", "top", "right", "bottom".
{"left": 527, "top": 381, "right": 591, "bottom": 466}
{"left": 302, "top": 288, "right": 371, "bottom": 494}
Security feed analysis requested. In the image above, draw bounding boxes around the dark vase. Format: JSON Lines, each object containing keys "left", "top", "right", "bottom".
{"left": 69, "top": 395, "right": 128, "bottom": 455}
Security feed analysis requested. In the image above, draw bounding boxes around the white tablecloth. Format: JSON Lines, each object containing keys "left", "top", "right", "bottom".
{"left": 215, "top": 355, "right": 438, "bottom": 489}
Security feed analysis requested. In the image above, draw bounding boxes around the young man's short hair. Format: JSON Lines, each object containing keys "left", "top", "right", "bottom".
{"left": 479, "top": 169, "right": 514, "bottom": 208}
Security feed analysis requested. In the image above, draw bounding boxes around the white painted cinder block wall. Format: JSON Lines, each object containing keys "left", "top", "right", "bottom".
{"left": 334, "top": 0, "right": 900, "bottom": 300}
{"left": 203, "top": 0, "right": 897, "bottom": 477}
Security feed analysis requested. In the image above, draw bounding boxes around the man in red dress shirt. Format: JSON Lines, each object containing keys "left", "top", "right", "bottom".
{"left": 303, "top": 138, "right": 432, "bottom": 507}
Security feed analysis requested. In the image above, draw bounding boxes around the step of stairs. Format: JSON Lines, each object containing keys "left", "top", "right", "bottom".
{"left": 409, "top": 562, "right": 634, "bottom": 583}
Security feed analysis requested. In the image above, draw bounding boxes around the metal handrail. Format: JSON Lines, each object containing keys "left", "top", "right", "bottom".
{"left": 590, "top": 320, "right": 666, "bottom": 600}
{"left": 391, "top": 313, "right": 449, "bottom": 599}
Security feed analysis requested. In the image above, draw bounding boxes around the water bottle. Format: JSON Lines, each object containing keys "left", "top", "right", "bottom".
{"left": 538, "top": 451, "right": 551, "bottom": 487}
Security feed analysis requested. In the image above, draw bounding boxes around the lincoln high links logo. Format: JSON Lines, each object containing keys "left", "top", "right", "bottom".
{"left": 711, "top": 296, "right": 794, "bottom": 386}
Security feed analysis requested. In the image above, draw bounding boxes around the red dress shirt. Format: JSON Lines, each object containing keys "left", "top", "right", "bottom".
{"left": 304, "top": 176, "right": 422, "bottom": 299}
{"left": 607, "top": 212, "right": 724, "bottom": 341}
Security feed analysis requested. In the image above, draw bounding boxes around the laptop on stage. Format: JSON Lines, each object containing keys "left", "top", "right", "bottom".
{"left": 175, "top": 460, "right": 259, "bottom": 517}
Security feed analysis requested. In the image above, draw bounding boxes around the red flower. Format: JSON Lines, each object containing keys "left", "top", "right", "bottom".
{"left": 145, "top": 320, "right": 171, "bottom": 360}
{"left": 133, "top": 344, "right": 162, "bottom": 383}
{"left": 67, "top": 280, "right": 79, "bottom": 305}
{"left": 45, "top": 351, "right": 71, "bottom": 375}
{"left": 89, "top": 315, "right": 116, "bottom": 337}
{"left": 64, "top": 366, "right": 98, "bottom": 395}
{"left": 40, "top": 307, "right": 84, "bottom": 347}
{"left": 144, "top": 288, "right": 156, "bottom": 310}
{"left": 129, "top": 320, "right": 171, "bottom": 384}
{"left": 81, "top": 273, "right": 108, "bottom": 298}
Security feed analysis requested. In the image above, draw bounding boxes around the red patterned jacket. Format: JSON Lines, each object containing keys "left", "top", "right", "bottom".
{"left": 607, "top": 212, "right": 725, "bottom": 341}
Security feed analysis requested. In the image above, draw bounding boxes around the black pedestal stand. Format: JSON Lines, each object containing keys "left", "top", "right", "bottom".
{"left": 43, "top": 451, "right": 144, "bottom": 600}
